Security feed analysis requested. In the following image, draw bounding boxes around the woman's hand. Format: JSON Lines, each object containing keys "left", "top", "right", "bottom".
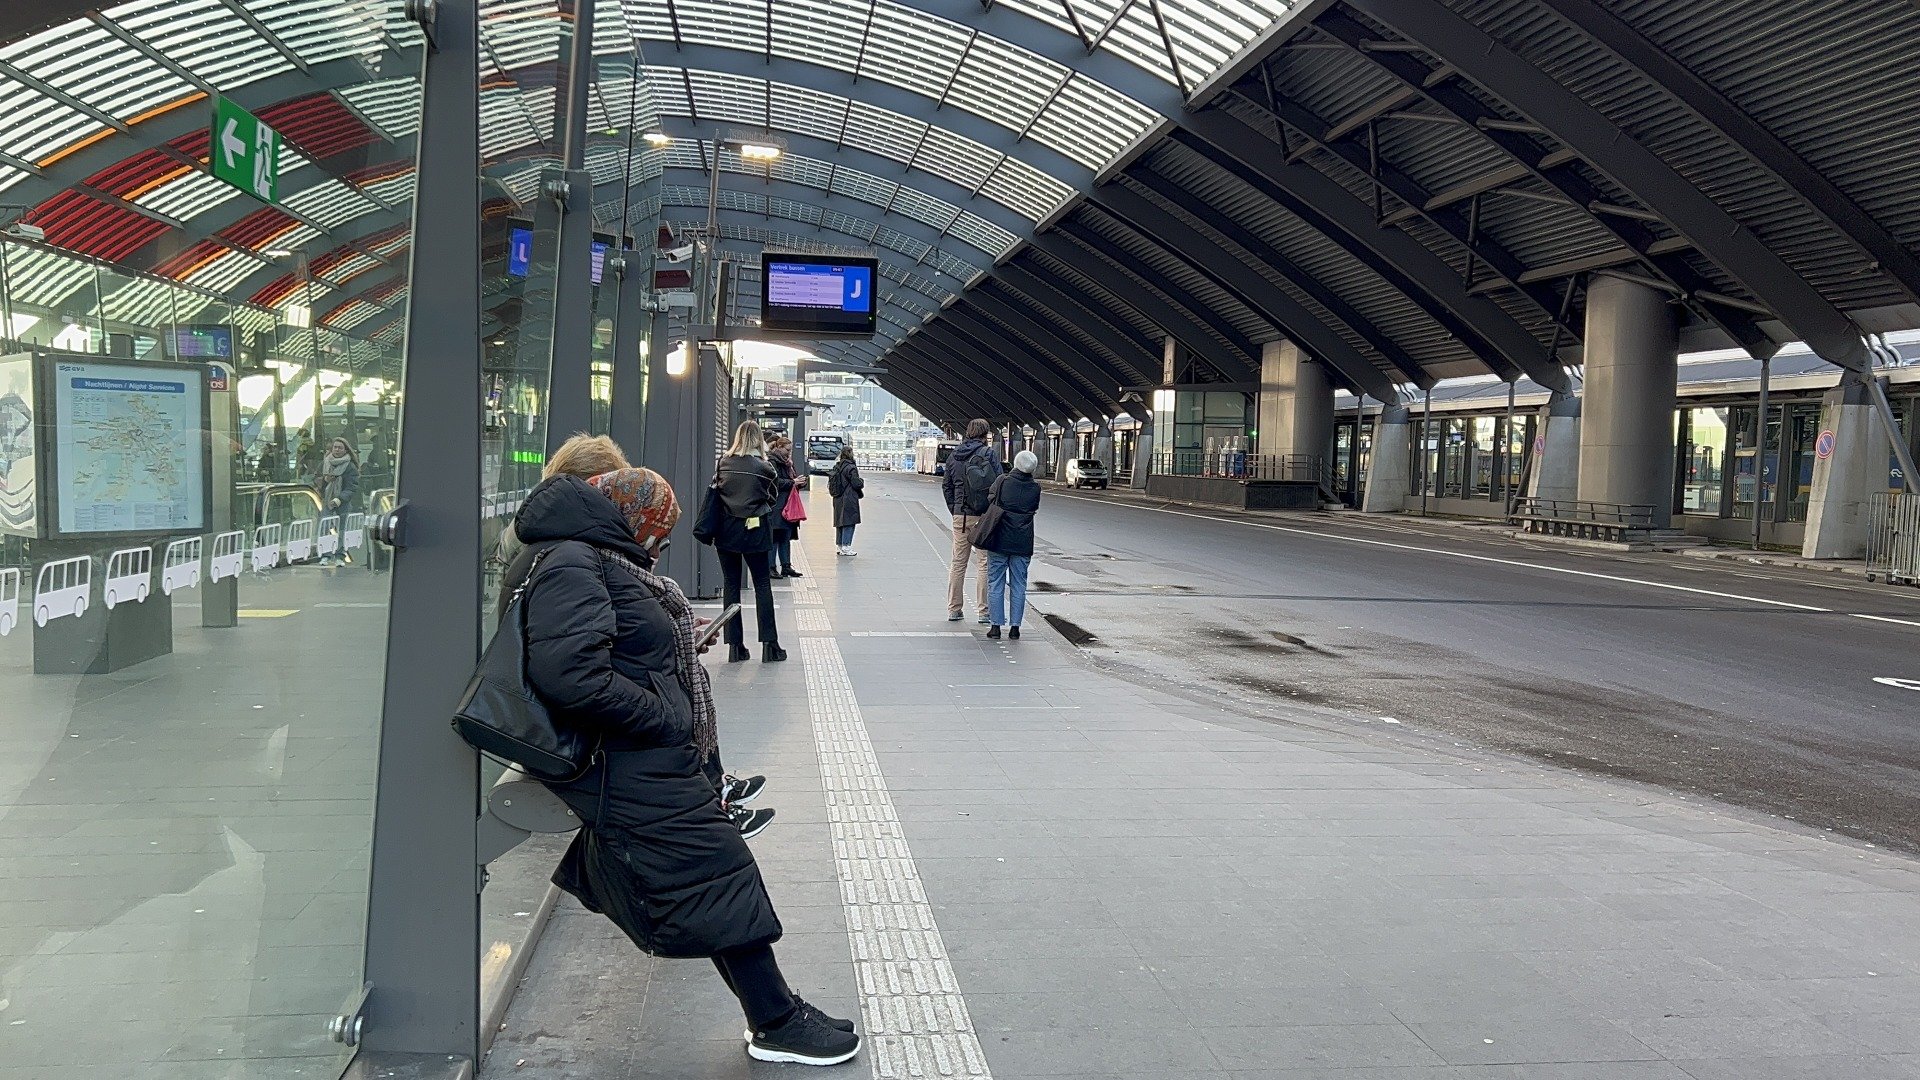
{"left": 694, "top": 617, "right": 713, "bottom": 654}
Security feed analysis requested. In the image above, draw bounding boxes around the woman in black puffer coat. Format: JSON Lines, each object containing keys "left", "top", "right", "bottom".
{"left": 508, "top": 471, "right": 859, "bottom": 1067}
{"left": 712, "top": 421, "right": 785, "bottom": 663}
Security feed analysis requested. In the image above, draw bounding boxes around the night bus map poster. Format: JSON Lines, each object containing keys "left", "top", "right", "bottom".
{"left": 50, "top": 359, "right": 208, "bottom": 536}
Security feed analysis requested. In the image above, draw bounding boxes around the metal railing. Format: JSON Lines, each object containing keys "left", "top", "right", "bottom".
{"left": 1151, "top": 450, "right": 1328, "bottom": 484}
{"left": 1509, "top": 497, "right": 1659, "bottom": 528}
{"left": 1866, "top": 491, "right": 1920, "bottom": 586}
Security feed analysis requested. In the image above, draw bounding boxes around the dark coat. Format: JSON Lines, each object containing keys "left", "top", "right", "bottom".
{"left": 982, "top": 471, "right": 1041, "bottom": 557}
{"left": 511, "top": 475, "right": 782, "bottom": 959}
{"left": 769, "top": 451, "right": 799, "bottom": 538}
{"left": 711, "top": 454, "right": 778, "bottom": 554}
{"left": 942, "top": 438, "right": 1000, "bottom": 515}
{"left": 827, "top": 459, "right": 864, "bottom": 528}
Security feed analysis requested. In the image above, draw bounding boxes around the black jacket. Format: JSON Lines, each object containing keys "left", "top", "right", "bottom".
{"left": 942, "top": 438, "right": 1001, "bottom": 515}
{"left": 982, "top": 471, "right": 1041, "bottom": 557}
{"left": 712, "top": 454, "right": 778, "bottom": 554}
{"left": 828, "top": 459, "right": 864, "bottom": 528}
{"left": 768, "top": 451, "right": 799, "bottom": 538}
{"left": 512, "top": 474, "right": 783, "bottom": 958}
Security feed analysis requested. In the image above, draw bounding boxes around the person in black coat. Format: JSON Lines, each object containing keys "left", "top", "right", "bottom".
{"left": 977, "top": 449, "right": 1042, "bottom": 640}
{"left": 712, "top": 421, "right": 785, "bottom": 663}
{"left": 509, "top": 470, "right": 860, "bottom": 1066}
{"left": 767, "top": 435, "right": 803, "bottom": 579}
{"left": 827, "top": 447, "right": 864, "bottom": 556}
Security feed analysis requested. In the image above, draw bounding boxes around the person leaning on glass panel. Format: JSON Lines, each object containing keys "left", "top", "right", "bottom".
{"left": 506, "top": 467, "right": 860, "bottom": 1067}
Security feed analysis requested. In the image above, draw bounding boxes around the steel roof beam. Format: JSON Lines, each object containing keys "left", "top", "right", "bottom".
{"left": 938, "top": 305, "right": 1114, "bottom": 420}
{"left": 1127, "top": 167, "right": 1431, "bottom": 390}
{"left": 1345, "top": 0, "right": 1870, "bottom": 373}
{"left": 1170, "top": 112, "right": 1565, "bottom": 390}
{"left": 961, "top": 285, "right": 1148, "bottom": 417}
{"left": 1532, "top": 0, "right": 1920, "bottom": 309}
{"left": 920, "top": 317, "right": 1083, "bottom": 423}
{"left": 1088, "top": 184, "right": 1401, "bottom": 401}
{"left": 989, "top": 261, "right": 1164, "bottom": 384}
{"left": 881, "top": 346, "right": 974, "bottom": 421}
{"left": 654, "top": 46, "right": 1096, "bottom": 189}
{"left": 899, "top": 330, "right": 1052, "bottom": 421}
{"left": 1313, "top": 7, "right": 1774, "bottom": 359}
{"left": 1050, "top": 219, "right": 1259, "bottom": 380}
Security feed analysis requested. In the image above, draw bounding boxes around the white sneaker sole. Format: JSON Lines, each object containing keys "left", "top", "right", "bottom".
{"left": 747, "top": 1039, "right": 860, "bottom": 1066}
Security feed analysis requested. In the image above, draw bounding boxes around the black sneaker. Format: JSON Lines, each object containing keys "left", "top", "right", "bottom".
{"left": 748, "top": 999, "right": 860, "bottom": 1065}
{"left": 742, "top": 1002, "right": 854, "bottom": 1041}
{"left": 721, "top": 774, "right": 766, "bottom": 806}
{"left": 1009, "top": 626, "right": 1021, "bottom": 640}
{"left": 729, "top": 805, "right": 775, "bottom": 839}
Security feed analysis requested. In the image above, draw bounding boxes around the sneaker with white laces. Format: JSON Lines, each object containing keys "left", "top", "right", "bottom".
{"left": 747, "top": 999, "right": 860, "bottom": 1065}
{"left": 720, "top": 774, "right": 765, "bottom": 806}
{"left": 728, "top": 805, "right": 775, "bottom": 839}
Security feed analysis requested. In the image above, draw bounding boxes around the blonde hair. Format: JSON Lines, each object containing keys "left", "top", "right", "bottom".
{"left": 728, "top": 420, "right": 766, "bottom": 458}
{"left": 544, "top": 433, "right": 630, "bottom": 480}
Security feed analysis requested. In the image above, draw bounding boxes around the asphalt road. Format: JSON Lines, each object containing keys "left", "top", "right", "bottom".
{"left": 878, "top": 472, "right": 1920, "bottom": 853}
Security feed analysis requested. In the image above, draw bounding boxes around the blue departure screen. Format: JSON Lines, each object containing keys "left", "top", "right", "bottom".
{"left": 761, "top": 256, "right": 880, "bottom": 337}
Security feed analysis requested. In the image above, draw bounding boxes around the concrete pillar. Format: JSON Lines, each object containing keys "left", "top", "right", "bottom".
{"left": 1257, "top": 339, "right": 1335, "bottom": 465}
{"left": 1528, "top": 390, "right": 1582, "bottom": 505}
{"left": 1576, "top": 273, "right": 1679, "bottom": 526}
{"left": 1093, "top": 424, "right": 1115, "bottom": 472}
{"left": 1801, "top": 373, "right": 1891, "bottom": 559}
{"left": 1132, "top": 423, "right": 1153, "bottom": 490}
{"left": 1361, "top": 404, "right": 1412, "bottom": 513}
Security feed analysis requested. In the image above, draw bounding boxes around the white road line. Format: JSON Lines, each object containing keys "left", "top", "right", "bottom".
{"left": 1048, "top": 492, "right": 1920, "bottom": 631}
{"left": 793, "top": 550, "right": 993, "bottom": 1080}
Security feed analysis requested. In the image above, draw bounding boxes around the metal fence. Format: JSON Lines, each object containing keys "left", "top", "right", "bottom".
{"left": 1866, "top": 492, "right": 1920, "bottom": 586}
{"left": 1151, "top": 450, "right": 1328, "bottom": 484}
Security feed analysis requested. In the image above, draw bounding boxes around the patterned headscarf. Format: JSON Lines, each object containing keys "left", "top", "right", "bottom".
{"left": 589, "top": 467, "right": 679, "bottom": 547}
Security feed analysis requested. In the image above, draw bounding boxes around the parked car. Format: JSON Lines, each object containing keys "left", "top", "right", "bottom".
{"left": 1065, "top": 458, "right": 1109, "bottom": 489}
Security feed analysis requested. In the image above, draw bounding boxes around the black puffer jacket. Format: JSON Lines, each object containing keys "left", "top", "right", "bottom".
{"left": 513, "top": 475, "right": 783, "bottom": 958}
{"left": 711, "top": 454, "right": 778, "bottom": 554}
{"left": 982, "top": 470, "right": 1041, "bottom": 557}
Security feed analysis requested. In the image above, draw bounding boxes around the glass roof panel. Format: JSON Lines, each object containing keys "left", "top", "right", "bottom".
{"left": 909, "top": 126, "right": 996, "bottom": 191}
{"left": 356, "top": 167, "right": 417, "bottom": 205}
{"left": 4, "top": 247, "right": 98, "bottom": 308}
{"left": 246, "top": 0, "right": 387, "bottom": 66}
{"left": 138, "top": 168, "right": 245, "bottom": 222}
{"left": 339, "top": 78, "right": 422, "bottom": 141}
{"left": 184, "top": 248, "right": 269, "bottom": 294}
{"left": 888, "top": 185, "right": 956, "bottom": 232}
{"left": 0, "top": 75, "right": 103, "bottom": 163}
{"left": 1, "top": 22, "right": 196, "bottom": 127}
{"left": 768, "top": 0, "right": 867, "bottom": 71}
{"left": 667, "top": 0, "right": 768, "bottom": 52}
{"left": 941, "top": 35, "right": 1061, "bottom": 125}
{"left": 105, "top": 0, "right": 297, "bottom": 91}
{"left": 771, "top": 84, "right": 857, "bottom": 145}
{"left": 479, "top": 0, "right": 566, "bottom": 73}
{"left": 281, "top": 178, "right": 382, "bottom": 229}
{"left": 947, "top": 212, "right": 1019, "bottom": 258}
{"left": 1024, "top": 73, "right": 1158, "bottom": 166}
{"left": 852, "top": 6, "right": 970, "bottom": 99}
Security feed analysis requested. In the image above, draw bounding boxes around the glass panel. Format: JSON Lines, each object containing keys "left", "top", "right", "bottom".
{"left": 1785, "top": 403, "right": 1820, "bottom": 523}
{"left": 1441, "top": 417, "right": 1468, "bottom": 497}
{"left": 0, "top": 4, "right": 420, "bottom": 1075}
{"left": 1680, "top": 406, "right": 1728, "bottom": 515}
{"left": 1469, "top": 416, "right": 1495, "bottom": 498}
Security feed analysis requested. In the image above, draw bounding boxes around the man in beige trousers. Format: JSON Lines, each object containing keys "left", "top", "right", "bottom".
{"left": 941, "top": 419, "right": 1000, "bottom": 623}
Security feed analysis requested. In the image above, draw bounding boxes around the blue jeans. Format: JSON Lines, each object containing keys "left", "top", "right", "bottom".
{"left": 836, "top": 524, "right": 856, "bottom": 546}
{"left": 986, "top": 552, "right": 1029, "bottom": 628}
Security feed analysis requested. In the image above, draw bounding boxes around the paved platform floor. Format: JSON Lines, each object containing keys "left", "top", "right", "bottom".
{"left": 484, "top": 481, "right": 1920, "bottom": 1079}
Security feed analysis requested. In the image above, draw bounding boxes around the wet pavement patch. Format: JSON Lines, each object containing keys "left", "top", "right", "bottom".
{"left": 1043, "top": 613, "right": 1099, "bottom": 646}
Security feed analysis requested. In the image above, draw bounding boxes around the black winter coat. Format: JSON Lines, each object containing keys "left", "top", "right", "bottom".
{"left": 982, "top": 471, "right": 1041, "bottom": 557}
{"left": 511, "top": 475, "right": 783, "bottom": 958}
{"left": 827, "top": 460, "right": 864, "bottom": 528}
{"left": 712, "top": 454, "right": 778, "bottom": 554}
{"left": 769, "top": 451, "right": 799, "bottom": 539}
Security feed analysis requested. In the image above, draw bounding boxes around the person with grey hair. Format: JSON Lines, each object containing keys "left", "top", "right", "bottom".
{"left": 974, "top": 449, "right": 1042, "bottom": 640}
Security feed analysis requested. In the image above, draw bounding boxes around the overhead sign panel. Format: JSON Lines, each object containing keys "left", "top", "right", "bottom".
{"left": 760, "top": 252, "right": 879, "bottom": 338}
{"left": 210, "top": 95, "right": 280, "bottom": 205}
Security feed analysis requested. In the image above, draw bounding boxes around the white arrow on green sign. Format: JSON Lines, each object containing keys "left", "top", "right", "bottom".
{"left": 209, "top": 95, "right": 280, "bottom": 205}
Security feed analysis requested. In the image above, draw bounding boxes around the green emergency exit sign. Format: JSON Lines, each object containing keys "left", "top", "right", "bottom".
{"left": 210, "top": 95, "right": 280, "bottom": 204}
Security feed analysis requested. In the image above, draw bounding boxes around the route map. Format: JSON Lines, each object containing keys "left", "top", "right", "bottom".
{"left": 53, "top": 361, "right": 205, "bottom": 535}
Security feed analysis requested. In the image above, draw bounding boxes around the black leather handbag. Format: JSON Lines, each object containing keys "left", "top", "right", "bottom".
{"left": 451, "top": 548, "right": 598, "bottom": 782}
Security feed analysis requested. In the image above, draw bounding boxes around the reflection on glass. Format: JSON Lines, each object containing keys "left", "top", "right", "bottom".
{"left": 0, "top": 1, "right": 419, "bottom": 1073}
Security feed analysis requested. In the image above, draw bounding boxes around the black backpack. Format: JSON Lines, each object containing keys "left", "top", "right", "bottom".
{"left": 961, "top": 450, "right": 997, "bottom": 515}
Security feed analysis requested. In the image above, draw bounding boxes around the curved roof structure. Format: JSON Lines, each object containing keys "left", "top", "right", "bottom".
{"left": 3, "top": 0, "right": 1917, "bottom": 428}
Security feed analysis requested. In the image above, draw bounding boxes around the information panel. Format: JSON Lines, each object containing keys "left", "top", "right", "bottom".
{"left": 760, "top": 253, "right": 879, "bottom": 336}
{"left": 48, "top": 358, "right": 209, "bottom": 537}
{"left": 0, "top": 353, "right": 34, "bottom": 537}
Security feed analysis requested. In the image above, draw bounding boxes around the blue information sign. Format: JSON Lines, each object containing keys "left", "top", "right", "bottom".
{"left": 507, "top": 228, "right": 532, "bottom": 278}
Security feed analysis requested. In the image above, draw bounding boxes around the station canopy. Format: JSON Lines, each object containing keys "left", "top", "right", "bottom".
{"left": 3, "top": 0, "right": 1917, "bottom": 426}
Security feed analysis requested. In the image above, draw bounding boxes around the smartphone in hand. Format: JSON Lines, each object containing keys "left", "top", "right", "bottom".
{"left": 696, "top": 604, "right": 742, "bottom": 650}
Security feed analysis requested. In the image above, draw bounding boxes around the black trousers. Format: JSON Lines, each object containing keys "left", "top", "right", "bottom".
{"left": 718, "top": 548, "right": 779, "bottom": 645}
{"left": 712, "top": 942, "right": 797, "bottom": 1027}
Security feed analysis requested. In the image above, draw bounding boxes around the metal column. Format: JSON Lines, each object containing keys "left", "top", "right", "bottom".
{"left": 1752, "top": 355, "right": 1770, "bottom": 549}
{"left": 359, "top": 0, "right": 482, "bottom": 1064}
{"left": 608, "top": 249, "right": 646, "bottom": 454}
{"left": 542, "top": 0, "right": 596, "bottom": 453}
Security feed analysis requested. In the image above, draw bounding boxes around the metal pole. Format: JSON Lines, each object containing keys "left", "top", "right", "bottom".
{"left": 1420, "top": 386, "right": 1433, "bottom": 516}
{"left": 558, "top": 0, "right": 592, "bottom": 172}
{"left": 703, "top": 132, "right": 723, "bottom": 331}
{"left": 360, "top": 0, "right": 482, "bottom": 1061}
{"left": 1752, "top": 354, "right": 1770, "bottom": 549}
{"left": 1502, "top": 379, "right": 1515, "bottom": 508}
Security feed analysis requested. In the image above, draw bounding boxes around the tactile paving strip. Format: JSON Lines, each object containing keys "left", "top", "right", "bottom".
{"left": 797, "top": 587, "right": 993, "bottom": 1078}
